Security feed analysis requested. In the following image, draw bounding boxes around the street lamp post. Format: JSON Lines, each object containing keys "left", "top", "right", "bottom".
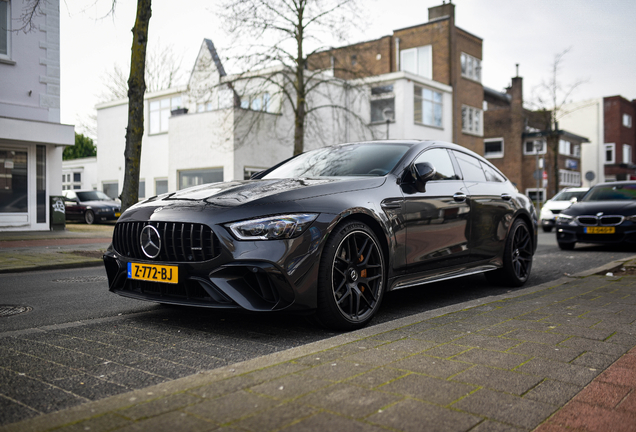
{"left": 535, "top": 140, "right": 542, "bottom": 210}
{"left": 382, "top": 108, "right": 394, "bottom": 140}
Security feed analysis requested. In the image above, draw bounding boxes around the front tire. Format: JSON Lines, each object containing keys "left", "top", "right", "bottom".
{"left": 84, "top": 210, "right": 95, "bottom": 225}
{"left": 314, "top": 221, "right": 385, "bottom": 331}
{"left": 486, "top": 218, "right": 533, "bottom": 287}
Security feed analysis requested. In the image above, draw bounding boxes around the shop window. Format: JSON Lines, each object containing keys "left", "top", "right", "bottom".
{"left": 0, "top": 149, "right": 27, "bottom": 213}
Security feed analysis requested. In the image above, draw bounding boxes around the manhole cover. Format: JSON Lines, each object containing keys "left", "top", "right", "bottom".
{"left": 53, "top": 276, "right": 108, "bottom": 283}
{"left": 0, "top": 305, "right": 32, "bottom": 317}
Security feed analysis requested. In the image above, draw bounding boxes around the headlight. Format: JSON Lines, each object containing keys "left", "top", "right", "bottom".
{"left": 539, "top": 207, "right": 553, "bottom": 218}
{"left": 226, "top": 213, "right": 318, "bottom": 240}
{"left": 626, "top": 215, "right": 636, "bottom": 222}
{"left": 556, "top": 214, "right": 578, "bottom": 226}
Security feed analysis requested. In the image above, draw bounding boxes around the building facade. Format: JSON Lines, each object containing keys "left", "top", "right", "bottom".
{"left": 560, "top": 95, "right": 636, "bottom": 187}
{"left": 483, "top": 76, "right": 587, "bottom": 201}
{"left": 96, "top": 36, "right": 454, "bottom": 199}
{"left": 309, "top": 2, "right": 484, "bottom": 154}
{"left": 0, "top": 0, "right": 74, "bottom": 230}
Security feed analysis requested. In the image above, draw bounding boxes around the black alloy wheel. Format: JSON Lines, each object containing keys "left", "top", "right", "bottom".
{"left": 487, "top": 218, "right": 533, "bottom": 287}
{"left": 315, "top": 221, "right": 385, "bottom": 330}
{"left": 84, "top": 210, "right": 95, "bottom": 225}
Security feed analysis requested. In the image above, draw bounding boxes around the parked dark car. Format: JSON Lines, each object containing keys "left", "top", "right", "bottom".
{"left": 103, "top": 141, "right": 537, "bottom": 330}
{"left": 64, "top": 190, "right": 121, "bottom": 224}
{"left": 556, "top": 181, "right": 636, "bottom": 250}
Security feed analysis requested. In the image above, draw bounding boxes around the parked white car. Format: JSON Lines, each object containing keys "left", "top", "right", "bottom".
{"left": 540, "top": 187, "right": 589, "bottom": 232}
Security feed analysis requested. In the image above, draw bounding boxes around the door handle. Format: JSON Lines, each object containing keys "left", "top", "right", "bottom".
{"left": 501, "top": 193, "right": 512, "bottom": 201}
{"left": 381, "top": 199, "right": 402, "bottom": 210}
{"left": 453, "top": 193, "right": 467, "bottom": 203}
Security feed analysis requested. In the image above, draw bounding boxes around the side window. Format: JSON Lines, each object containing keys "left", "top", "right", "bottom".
{"left": 454, "top": 151, "right": 486, "bottom": 182}
{"left": 480, "top": 161, "right": 506, "bottom": 182}
{"left": 414, "top": 148, "right": 457, "bottom": 180}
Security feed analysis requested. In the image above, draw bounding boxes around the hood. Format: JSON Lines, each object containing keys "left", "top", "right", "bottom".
{"left": 145, "top": 177, "right": 386, "bottom": 208}
{"left": 542, "top": 200, "right": 574, "bottom": 212}
{"left": 562, "top": 200, "right": 636, "bottom": 216}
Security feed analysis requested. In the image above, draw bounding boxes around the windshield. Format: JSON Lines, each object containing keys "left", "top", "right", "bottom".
{"left": 582, "top": 184, "right": 636, "bottom": 201}
{"left": 552, "top": 190, "right": 588, "bottom": 201}
{"left": 76, "top": 191, "right": 112, "bottom": 201}
{"left": 262, "top": 143, "right": 412, "bottom": 179}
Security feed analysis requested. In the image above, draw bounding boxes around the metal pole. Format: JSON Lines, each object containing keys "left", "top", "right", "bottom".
{"left": 386, "top": 119, "right": 390, "bottom": 140}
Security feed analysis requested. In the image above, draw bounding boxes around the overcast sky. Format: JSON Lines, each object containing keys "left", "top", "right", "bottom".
{"left": 60, "top": 0, "right": 636, "bottom": 132}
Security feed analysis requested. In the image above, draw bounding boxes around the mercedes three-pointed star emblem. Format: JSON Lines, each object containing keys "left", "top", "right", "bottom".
{"left": 140, "top": 225, "right": 161, "bottom": 259}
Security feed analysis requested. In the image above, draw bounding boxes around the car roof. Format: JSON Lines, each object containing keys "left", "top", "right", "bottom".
{"left": 592, "top": 181, "right": 636, "bottom": 187}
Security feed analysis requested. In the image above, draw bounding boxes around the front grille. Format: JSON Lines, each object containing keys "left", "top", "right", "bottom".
{"left": 551, "top": 209, "right": 562, "bottom": 215}
{"left": 576, "top": 215, "right": 625, "bottom": 226}
{"left": 113, "top": 221, "right": 221, "bottom": 262}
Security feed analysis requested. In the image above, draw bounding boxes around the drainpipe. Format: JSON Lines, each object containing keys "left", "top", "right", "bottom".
{"left": 395, "top": 37, "right": 400, "bottom": 72}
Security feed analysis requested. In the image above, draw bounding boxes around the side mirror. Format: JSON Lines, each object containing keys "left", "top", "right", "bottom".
{"left": 410, "top": 162, "right": 436, "bottom": 192}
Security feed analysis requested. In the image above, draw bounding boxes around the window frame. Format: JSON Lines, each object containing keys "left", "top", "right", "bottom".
{"left": 155, "top": 178, "right": 168, "bottom": 196}
{"left": 370, "top": 84, "right": 395, "bottom": 124}
{"left": 558, "top": 139, "right": 571, "bottom": 156}
{"left": 413, "top": 85, "right": 443, "bottom": 128}
{"left": 623, "top": 113, "right": 633, "bottom": 128}
{"left": 523, "top": 139, "right": 547, "bottom": 155}
{"left": 0, "top": 0, "right": 11, "bottom": 61}
{"left": 623, "top": 144, "right": 632, "bottom": 164}
{"left": 461, "top": 105, "right": 483, "bottom": 136}
{"left": 460, "top": 52, "right": 481, "bottom": 82}
{"left": 148, "top": 95, "right": 182, "bottom": 135}
{"left": 400, "top": 45, "right": 432, "bottom": 79}
{"left": 605, "top": 143, "right": 616, "bottom": 164}
{"left": 484, "top": 138, "right": 504, "bottom": 159}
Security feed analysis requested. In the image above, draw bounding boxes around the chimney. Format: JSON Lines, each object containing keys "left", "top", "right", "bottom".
{"left": 428, "top": 1, "right": 455, "bottom": 21}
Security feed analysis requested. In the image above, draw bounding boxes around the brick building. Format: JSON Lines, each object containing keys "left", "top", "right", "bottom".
{"left": 483, "top": 76, "right": 587, "bottom": 201}
{"left": 603, "top": 96, "right": 636, "bottom": 181}
{"left": 308, "top": 1, "right": 484, "bottom": 154}
{"left": 559, "top": 95, "right": 636, "bottom": 187}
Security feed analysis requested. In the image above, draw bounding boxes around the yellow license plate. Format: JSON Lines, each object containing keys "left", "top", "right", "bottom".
{"left": 115, "top": 212, "right": 121, "bottom": 217}
{"left": 585, "top": 226, "right": 615, "bottom": 234}
{"left": 127, "top": 262, "right": 178, "bottom": 284}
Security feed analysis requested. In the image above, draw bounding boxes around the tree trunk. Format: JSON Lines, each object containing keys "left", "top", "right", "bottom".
{"left": 293, "top": 2, "right": 305, "bottom": 156}
{"left": 121, "top": 0, "right": 152, "bottom": 212}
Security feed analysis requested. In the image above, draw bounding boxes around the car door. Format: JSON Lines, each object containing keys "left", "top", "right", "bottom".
{"left": 401, "top": 147, "right": 471, "bottom": 273}
{"left": 452, "top": 151, "right": 515, "bottom": 262}
{"left": 63, "top": 191, "right": 81, "bottom": 220}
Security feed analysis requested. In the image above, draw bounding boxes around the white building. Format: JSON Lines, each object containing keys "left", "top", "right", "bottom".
{"left": 95, "top": 39, "right": 453, "bottom": 198}
{"left": 559, "top": 98, "right": 606, "bottom": 188}
{"left": 62, "top": 157, "right": 97, "bottom": 191}
{"left": 0, "top": 0, "right": 74, "bottom": 230}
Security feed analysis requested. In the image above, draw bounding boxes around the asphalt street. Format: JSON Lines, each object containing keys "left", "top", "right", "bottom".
{"left": 1, "top": 231, "right": 635, "bottom": 425}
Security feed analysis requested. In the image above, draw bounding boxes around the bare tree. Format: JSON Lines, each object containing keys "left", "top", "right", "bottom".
{"left": 220, "top": 0, "right": 371, "bottom": 156}
{"left": 120, "top": 0, "right": 151, "bottom": 212}
{"left": 531, "top": 48, "right": 587, "bottom": 195}
{"left": 99, "top": 41, "right": 185, "bottom": 102}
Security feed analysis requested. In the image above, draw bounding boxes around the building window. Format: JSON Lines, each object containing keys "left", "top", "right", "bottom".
{"left": 525, "top": 188, "right": 546, "bottom": 203}
{"left": 623, "top": 144, "right": 632, "bottom": 164}
{"left": 461, "top": 105, "right": 483, "bottom": 136}
{"left": 573, "top": 144, "right": 580, "bottom": 158}
{"left": 460, "top": 52, "right": 481, "bottom": 82}
{"left": 559, "top": 169, "right": 581, "bottom": 187}
{"left": 138, "top": 180, "right": 146, "bottom": 200}
{"left": 623, "top": 114, "right": 633, "bottom": 128}
{"left": 0, "top": 0, "right": 10, "bottom": 59}
{"left": 605, "top": 143, "right": 615, "bottom": 164}
{"left": 240, "top": 93, "right": 272, "bottom": 112}
{"left": 155, "top": 179, "right": 168, "bottom": 195}
{"left": 559, "top": 139, "right": 571, "bottom": 155}
{"left": 178, "top": 168, "right": 223, "bottom": 190}
{"left": 149, "top": 95, "right": 182, "bottom": 135}
{"left": 400, "top": 45, "right": 432, "bottom": 79}
{"left": 350, "top": 54, "right": 357, "bottom": 66}
{"left": 484, "top": 138, "right": 504, "bottom": 158}
{"left": 63, "top": 171, "right": 82, "bottom": 190}
{"left": 0, "top": 149, "right": 27, "bottom": 213}
{"left": 414, "top": 85, "right": 442, "bottom": 127}
{"left": 102, "top": 182, "right": 119, "bottom": 200}
{"left": 370, "top": 84, "right": 395, "bottom": 123}
{"left": 524, "top": 140, "right": 546, "bottom": 155}
{"left": 244, "top": 167, "right": 265, "bottom": 180}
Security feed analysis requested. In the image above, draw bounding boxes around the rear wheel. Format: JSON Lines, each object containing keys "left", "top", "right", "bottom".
{"left": 486, "top": 218, "right": 533, "bottom": 287}
{"left": 314, "top": 221, "right": 385, "bottom": 331}
{"left": 84, "top": 210, "right": 95, "bottom": 225}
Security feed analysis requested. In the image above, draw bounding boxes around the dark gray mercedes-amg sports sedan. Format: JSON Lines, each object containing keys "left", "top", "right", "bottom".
{"left": 104, "top": 140, "right": 537, "bottom": 330}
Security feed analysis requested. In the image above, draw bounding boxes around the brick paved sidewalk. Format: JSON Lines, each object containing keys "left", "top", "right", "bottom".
{"left": 2, "top": 258, "right": 635, "bottom": 432}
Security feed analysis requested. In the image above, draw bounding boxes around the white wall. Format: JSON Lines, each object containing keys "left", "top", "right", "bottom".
{"left": 62, "top": 157, "right": 97, "bottom": 190}
{"left": 559, "top": 98, "right": 605, "bottom": 187}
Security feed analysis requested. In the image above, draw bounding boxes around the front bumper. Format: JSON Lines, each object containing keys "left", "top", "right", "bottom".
{"left": 556, "top": 224, "right": 636, "bottom": 245}
{"left": 103, "top": 215, "right": 332, "bottom": 312}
